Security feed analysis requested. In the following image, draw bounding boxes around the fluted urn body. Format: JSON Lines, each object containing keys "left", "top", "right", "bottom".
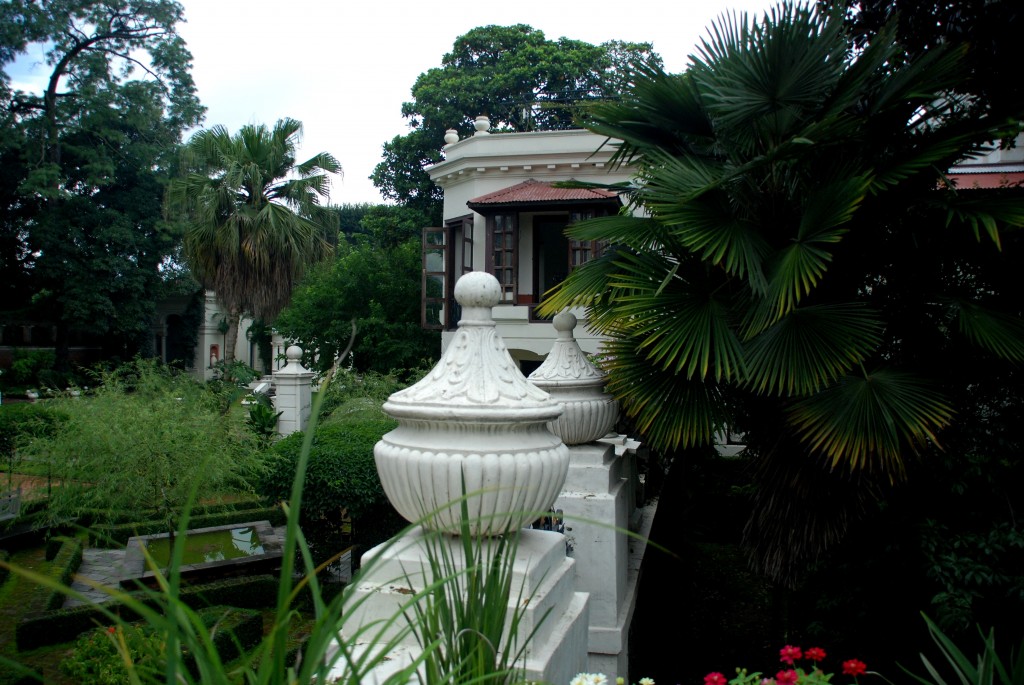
{"left": 374, "top": 272, "right": 569, "bottom": 536}
{"left": 528, "top": 312, "right": 619, "bottom": 445}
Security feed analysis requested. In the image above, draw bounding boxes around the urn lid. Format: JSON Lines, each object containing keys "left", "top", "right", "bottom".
{"left": 383, "top": 272, "right": 562, "bottom": 422}
{"left": 528, "top": 311, "right": 607, "bottom": 389}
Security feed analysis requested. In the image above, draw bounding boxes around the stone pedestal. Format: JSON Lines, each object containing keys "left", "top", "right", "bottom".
{"left": 332, "top": 528, "right": 589, "bottom": 684}
{"left": 272, "top": 346, "right": 314, "bottom": 436}
{"left": 556, "top": 442, "right": 637, "bottom": 680}
{"left": 327, "top": 273, "right": 588, "bottom": 682}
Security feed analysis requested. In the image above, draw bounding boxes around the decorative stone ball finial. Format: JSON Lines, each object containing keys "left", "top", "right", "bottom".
{"left": 444, "top": 129, "right": 459, "bottom": 145}
{"left": 454, "top": 270, "right": 501, "bottom": 325}
{"left": 286, "top": 345, "right": 303, "bottom": 363}
{"left": 529, "top": 311, "right": 619, "bottom": 445}
{"left": 474, "top": 115, "right": 490, "bottom": 135}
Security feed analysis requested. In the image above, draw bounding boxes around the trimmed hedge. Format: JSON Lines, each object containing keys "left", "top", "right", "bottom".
{"left": 73, "top": 495, "right": 266, "bottom": 527}
{"left": 16, "top": 573, "right": 278, "bottom": 650}
{"left": 193, "top": 605, "right": 264, "bottom": 668}
{"left": 88, "top": 505, "right": 286, "bottom": 547}
{"left": 18, "top": 536, "right": 83, "bottom": 625}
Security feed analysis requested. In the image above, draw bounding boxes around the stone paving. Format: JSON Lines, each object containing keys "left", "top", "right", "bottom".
{"left": 65, "top": 547, "right": 129, "bottom": 608}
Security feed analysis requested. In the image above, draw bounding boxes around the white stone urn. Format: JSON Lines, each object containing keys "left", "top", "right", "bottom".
{"left": 374, "top": 272, "right": 569, "bottom": 536}
{"left": 473, "top": 114, "right": 490, "bottom": 135}
{"left": 444, "top": 128, "right": 459, "bottom": 145}
{"left": 528, "top": 312, "right": 619, "bottom": 445}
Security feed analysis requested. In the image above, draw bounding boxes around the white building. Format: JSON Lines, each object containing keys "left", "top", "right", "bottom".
{"left": 423, "top": 121, "right": 633, "bottom": 373}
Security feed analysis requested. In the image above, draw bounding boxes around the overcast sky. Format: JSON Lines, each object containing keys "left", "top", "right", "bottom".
{"left": 12, "top": 0, "right": 774, "bottom": 205}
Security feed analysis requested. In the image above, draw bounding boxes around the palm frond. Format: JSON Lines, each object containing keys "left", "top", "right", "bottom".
{"left": 955, "top": 300, "right": 1024, "bottom": 363}
{"left": 601, "top": 337, "right": 728, "bottom": 451}
{"left": 788, "top": 369, "right": 954, "bottom": 478}
{"left": 744, "top": 304, "right": 883, "bottom": 396}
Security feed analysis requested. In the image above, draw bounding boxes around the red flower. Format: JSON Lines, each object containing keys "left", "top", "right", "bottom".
{"left": 776, "top": 670, "right": 799, "bottom": 685}
{"left": 842, "top": 659, "right": 868, "bottom": 677}
{"left": 107, "top": 626, "right": 116, "bottom": 634}
{"left": 805, "top": 647, "right": 827, "bottom": 662}
{"left": 779, "top": 645, "right": 803, "bottom": 665}
{"left": 705, "top": 672, "right": 728, "bottom": 685}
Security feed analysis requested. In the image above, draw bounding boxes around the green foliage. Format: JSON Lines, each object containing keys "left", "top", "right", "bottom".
{"left": 0, "top": 0, "right": 204, "bottom": 366}
{"left": 0, "top": 402, "right": 67, "bottom": 460}
{"left": 20, "top": 359, "right": 261, "bottom": 529}
{"left": 58, "top": 606, "right": 263, "bottom": 684}
{"left": 318, "top": 369, "right": 409, "bottom": 416}
{"left": 906, "top": 614, "right": 1024, "bottom": 685}
{"left": 5, "top": 349, "right": 55, "bottom": 388}
{"left": 372, "top": 25, "right": 662, "bottom": 215}
{"left": 165, "top": 118, "right": 340, "bottom": 362}
{"left": 89, "top": 505, "right": 287, "bottom": 548}
{"left": 275, "top": 236, "right": 440, "bottom": 376}
{"left": 260, "top": 417, "right": 397, "bottom": 527}
{"left": 245, "top": 394, "right": 281, "bottom": 446}
{"left": 540, "top": 3, "right": 1024, "bottom": 585}
{"left": 16, "top": 537, "right": 83, "bottom": 636}
{"left": 61, "top": 623, "right": 167, "bottom": 685}
{"left": 411, "top": 502, "right": 542, "bottom": 685}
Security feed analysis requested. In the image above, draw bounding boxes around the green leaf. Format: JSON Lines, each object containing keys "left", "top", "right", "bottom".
{"left": 744, "top": 304, "right": 883, "bottom": 396}
{"left": 955, "top": 300, "right": 1024, "bottom": 363}
{"left": 789, "top": 369, "right": 954, "bottom": 476}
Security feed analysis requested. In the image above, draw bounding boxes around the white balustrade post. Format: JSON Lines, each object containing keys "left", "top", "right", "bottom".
{"left": 272, "top": 345, "right": 314, "bottom": 436}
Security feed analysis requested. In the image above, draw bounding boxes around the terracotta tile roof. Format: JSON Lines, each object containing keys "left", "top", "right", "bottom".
{"left": 467, "top": 179, "right": 619, "bottom": 207}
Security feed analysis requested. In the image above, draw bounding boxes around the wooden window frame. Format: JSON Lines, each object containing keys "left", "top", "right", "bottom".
{"left": 485, "top": 213, "right": 518, "bottom": 303}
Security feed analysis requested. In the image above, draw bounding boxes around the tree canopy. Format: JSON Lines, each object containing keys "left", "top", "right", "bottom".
{"left": 274, "top": 210, "right": 439, "bottom": 377}
{"left": 165, "top": 118, "right": 340, "bottom": 363}
{"left": 371, "top": 25, "right": 662, "bottom": 219}
{"left": 0, "top": 0, "right": 203, "bottom": 366}
{"left": 540, "top": 3, "right": 1024, "bottom": 584}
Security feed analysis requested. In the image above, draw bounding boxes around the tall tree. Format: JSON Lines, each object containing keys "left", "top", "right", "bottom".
{"left": 540, "top": 4, "right": 1024, "bottom": 584}
{"left": 0, "top": 0, "right": 203, "bottom": 366}
{"left": 371, "top": 25, "right": 662, "bottom": 219}
{"left": 165, "top": 118, "right": 340, "bottom": 363}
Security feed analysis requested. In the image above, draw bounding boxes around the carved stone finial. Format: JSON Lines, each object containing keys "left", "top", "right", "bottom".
{"left": 529, "top": 312, "right": 619, "bottom": 445}
{"left": 286, "top": 345, "right": 303, "bottom": 362}
{"left": 375, "top": 272, "right": 569, "bottom": 536}
{"left": 473, "top": 114, "right": 490, "bottom": 135}
{"left": 444, "top": 128, "right": 459, "bottom": 145}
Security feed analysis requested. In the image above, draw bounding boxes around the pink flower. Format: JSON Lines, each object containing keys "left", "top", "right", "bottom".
{"left": 705, "top": 672, "right": 728, "bottom": 685}
{"left": 842, "top": 659, "right": 868, "bottom": 677}
{"left": 776, "top": 670, "right": 799, "bottom": 685}
{"left": 779, "top": 645, "right": 803, "bottom": 665}
{"left": 805, "top": 647, "right": 826, "bottom": 662}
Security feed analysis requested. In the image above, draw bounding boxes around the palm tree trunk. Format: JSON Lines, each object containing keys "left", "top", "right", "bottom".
{"left": 224, "top": 308, "right": 241, "bottom": 363}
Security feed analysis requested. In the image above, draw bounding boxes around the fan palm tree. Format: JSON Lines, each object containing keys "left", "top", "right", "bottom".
{"left": 540, "top": 3, "right": 1024, "bottom": 583}
{"left": 166, "top": 118, "right": 340, "bottom": 362}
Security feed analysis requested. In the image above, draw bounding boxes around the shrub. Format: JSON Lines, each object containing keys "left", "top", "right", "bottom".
{"left": 259, "top": 417, "right": 396, "bottom": 524}
{"left": 19, "top": 359, "right": 262, "bottom": 530}
{"left": 18, "top": 536, "right": 83, "bottom": 629}
{"left": 59, "top": 606, "right": 262, "bottom": 684}
{"left": 0, "top": 403, "right": 68, "bottom": 459}
{"left": 88, "top": 505, "right": 286, "bottom": 548}
{"left": 7, "top": 349, "right": 55, "bottom": 387}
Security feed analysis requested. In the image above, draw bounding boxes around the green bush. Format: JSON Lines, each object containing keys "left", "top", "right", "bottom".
{"left": 6, "top": 349, "right": 55, "bottom": 387}
{"left": 58, "top": 606, "right": 263, "bottom": 684}
{"left": 0, "top": 403, "right": 68, "bottom": 458}
{"left": 259, "top": 418, "right": 396, "bottom": 524}
{"left": 60, "top": 622, "right": 166, "bottom": 684}
{"left": 20, "top": 359, "right": 262, "bottom": 529}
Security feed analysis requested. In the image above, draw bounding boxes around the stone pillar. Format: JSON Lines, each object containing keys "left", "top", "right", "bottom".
{"left": 528, "top": 312, "right": 640, "bottom": 682}
{"left": 272, "top": 345, "right": 314, "bottom": 436}
{"left": 330, "top": 272, "right": 590, "bottom": 684}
